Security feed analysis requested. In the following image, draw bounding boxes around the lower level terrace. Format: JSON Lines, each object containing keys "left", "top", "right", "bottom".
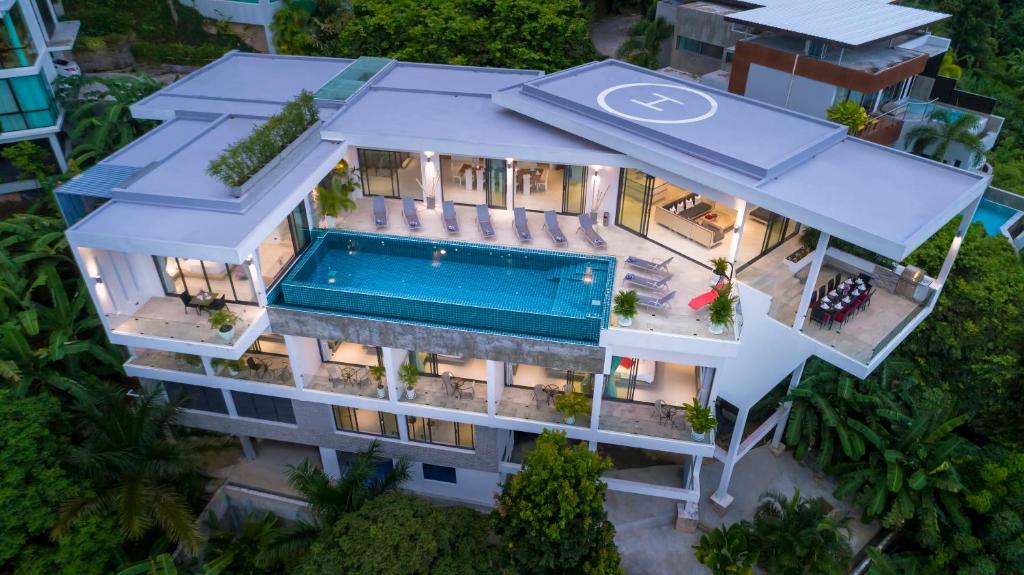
{"left": 106, "top": 296, "right": 264, "bottom": 348}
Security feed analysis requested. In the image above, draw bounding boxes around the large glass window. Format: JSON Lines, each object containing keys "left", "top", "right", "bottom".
{"left": 0, "top": 75, "right": 57, "bottom": 132}
{"left": 257, "top": 205, "right": 308, "bottom": 286}
{"left": 32, "top": 0, "right": 57, "bottom": 37}
{"left": 231, "top": 391, "right": 296, "bottom": 424}
{"left": 164, "top": 382, "right": 228, "bottom": 414}
{"left": 440, "top": 154, "right": 486, "bottom": 206}
{"left": 321, "top": 340, "right": 383, "bottom": 367}
{"left": 333, "top": 406, "right": 399, "bottom": 437}
{"left": 358, "top": 149, "right": 420, "bottom": 198}
{"left": 422, "top": 463, "right": 457, "bottom": 483}
{"left": 154, "top": 257, "right": 257, "bottom": 304}
{"left": 406, "top": 416, "right": 474, "bottom": 449}
{"left": 0, "top": 6, "right": 37, "bottom": 68}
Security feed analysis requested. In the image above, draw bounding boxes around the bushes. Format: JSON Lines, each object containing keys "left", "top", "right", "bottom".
{"left": 207, "top": 91, "right": 319, "bottom": 187}
{"left": 131, "top": 42, "right": 235, "bottom": 66}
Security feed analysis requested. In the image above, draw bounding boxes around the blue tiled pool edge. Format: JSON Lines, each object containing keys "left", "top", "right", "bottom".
{"left": 272, "top": 229, "right": 617, "bottom": 345}
{"left": 974, "top": 198, "right": 1020, "bottom": 237}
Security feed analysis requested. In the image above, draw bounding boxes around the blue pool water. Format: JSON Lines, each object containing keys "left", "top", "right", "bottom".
{"left": 277, "top": 230, "right": 616, "bottom": 343}
{"left": 973, "top": 198, "right": 1018, "bottom": 236}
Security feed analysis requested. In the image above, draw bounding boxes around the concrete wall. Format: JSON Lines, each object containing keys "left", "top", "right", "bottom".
{"left": 665, "top": 2, "right": 746, "bottom": 75}
{"left": 268, "top": 306, "right": 607, "bottom": 373}
{"left": 743, "top": 63, "right": 837, "bottom": 117}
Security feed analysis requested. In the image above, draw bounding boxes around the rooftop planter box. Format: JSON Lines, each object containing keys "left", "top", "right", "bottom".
{"left": 207, "top": 90, "right": 318, "bottom": 194}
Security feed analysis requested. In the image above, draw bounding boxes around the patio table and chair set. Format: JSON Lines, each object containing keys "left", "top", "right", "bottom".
{"left": 808, "top": 273, "right": 876, "bottom": 330}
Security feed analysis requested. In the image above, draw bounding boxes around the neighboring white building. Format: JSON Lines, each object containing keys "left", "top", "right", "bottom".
{"left": 57, "top": 52, "right": 986, "bottom": 511}
{"left": 178, "top": 0, "right": 282, "bottom": 54}
{"left": 0, "top": 0, "right": 77, "bottom": 199}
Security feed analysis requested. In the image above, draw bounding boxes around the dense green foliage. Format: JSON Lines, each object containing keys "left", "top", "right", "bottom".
{"left": 207, "top": 91, "right": 318, "bottom": 187}
{"left": 904, "top": 108, "right": 986, "bottom": 167}
{"left": 616, "top": 16, "right": 672, "bottom": 69}
{"left": 493, "top": 430, "right": 623, "bottom": 574}
{"left": 65, "top": 0, "right": 247, "bottom": 65}
{"left": 56, "top": 74, "right": 163, "bottom": 168}
{"left": 272, "top": 0, "right": 597, "bottom": 71}
{"left": 297, "top": 493, "right": 499, "bottom": 575}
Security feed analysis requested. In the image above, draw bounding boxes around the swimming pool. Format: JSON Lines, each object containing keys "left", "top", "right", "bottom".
{"left": 973, "top": 198, "right": 1019, "bottom": 236}
{"left": 277, "top": 230, "right": 616, "bottom": 343}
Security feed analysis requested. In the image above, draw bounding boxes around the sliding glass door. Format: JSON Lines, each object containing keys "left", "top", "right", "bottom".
{"left": 484, "top": 159, "right": 507, "bottom": 209}
{"left": 616, "top": 168, "right": 653, "bottom": 235}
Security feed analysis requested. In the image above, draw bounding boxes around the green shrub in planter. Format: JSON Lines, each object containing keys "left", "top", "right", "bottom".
{"left": 554, "top": 392, "right": 591, "bottom": 424}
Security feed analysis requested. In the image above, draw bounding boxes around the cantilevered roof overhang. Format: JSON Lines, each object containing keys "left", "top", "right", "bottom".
{"left": 494, "top": 60, "right": 988, "bottom": 261}
{"left": 321, "top": 61, "right": 628, "bottom": 168}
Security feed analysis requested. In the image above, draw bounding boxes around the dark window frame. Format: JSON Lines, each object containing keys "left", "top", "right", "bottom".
{"left": 422, "top": 463, "right": 457, "bottom": 483}
{"left": 231, "top": 391, "right": 296, "bottom": 424}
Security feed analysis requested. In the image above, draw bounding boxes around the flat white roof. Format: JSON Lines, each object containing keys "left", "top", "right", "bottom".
{"left": 726, "top": 0, "right": 948, "bottom": 47}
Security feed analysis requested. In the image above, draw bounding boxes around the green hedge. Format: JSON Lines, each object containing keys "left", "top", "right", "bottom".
{"left": 207, "top": 91, "right": 319, "bottom": 187}
{"left": 131, "top": 42, "right": 234, "bottom": 66}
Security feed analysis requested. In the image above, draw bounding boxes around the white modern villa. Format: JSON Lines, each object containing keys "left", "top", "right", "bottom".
{"left": 57, "top": 52, "right": 987, "bottom": 512}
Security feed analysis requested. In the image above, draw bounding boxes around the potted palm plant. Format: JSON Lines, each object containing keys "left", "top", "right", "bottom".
{"left": 369, "top": 364, "right": 387, "bottom": 399}
{"left": 316, "top": 161, "right": 360, "bottom": 227}
{"left": 709, "top": 257, "right": 730, "bottom": 286}
{"left": 554, "top": 392, "right": 591, "bottom": 425}
{"left": 399, "top": 362, "right": 419, "bottom": 400}
{"left": 208, "top": 307, "right": 241, "bottom": 341}
{"left": 708, "top": 283, "right": 737, "bottom": 335}
{"left": 683, "top": 397, "right": 717, "bottom": 441}
{"left": 614, "top": 290, "right": 638, "bottom": 327}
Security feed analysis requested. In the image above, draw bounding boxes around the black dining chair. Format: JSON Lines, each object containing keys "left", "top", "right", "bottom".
{"left": 817, "top": 285, "right": 826, "bottom": 301}
{"left": 827, "top": 278, "right": 836, "bottom": 292}
{"left": 834, "top": 272, "right": 842, "bottom": 286}
{"left": 208, "top": 295, "right": 226, "bottom": 312}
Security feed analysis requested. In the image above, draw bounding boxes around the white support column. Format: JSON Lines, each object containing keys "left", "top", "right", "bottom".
{"left": 485, "top": 360, "right": 500, "bottom": 417}
{"left": 397, "top": 412, "right": 409, "bottom": 441}
{"left": 48, "top": 134, "right": 67, "bottom": 173}
{"left": 793, "top": 231, "right": 830, "bottom": 330}
{"left": 381, "top": 347, "right": 405, "bottom": 405}
{"left": 200, "top": 355, "right": 214, "bottom": 377}
{"left": 711, "top": 405, "right": 749, "bottom": 509}
{"left": 505, "top": 159, "right": 515, "bottom": 212}
{"left": 932, "top": 197, "right": 982, "bottom": 297}
{"left": 248, "top": 253, "right": 268, "bottom": 307}
{"left": 590, "top": 374, "right": 605, "bottom": 431}
{"left": 222, "top": 388, "right": 238, "bottom": 417}
{"left": 727, "top": 200, "right": 748, "bottom": 269}
{"left": 319, "top": 446, "right": 341, "bottom": 480}
{"left": 239, "top": 436, "right": 257, "bottom": 461}
{"left": 770, "top": 360, "right": 806, "bottom": 450}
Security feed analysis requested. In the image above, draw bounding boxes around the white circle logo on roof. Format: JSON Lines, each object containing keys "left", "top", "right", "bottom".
{"left": 597, "top": 83, "right": 717, "bottom": 124}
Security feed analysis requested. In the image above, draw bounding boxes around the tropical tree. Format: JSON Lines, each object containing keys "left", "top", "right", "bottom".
{"left": 315, "top": 163, "right": 360, "bottom": 224}
{"left": 693, "top": 522, "right": 756, "bottom": 575}
{"left": 750, "top": 490, "right": 852, "bottom": 575}
{"left": 55, "top": 74, "right": 163, "bottom": 167}
{"left": 903, "top": 108, "right": 986, "bottom": 167}
{"left": 53, "top": 382, "right": 228, "bottom": 555}
{"left": 616, "top": 16, "right": 673, "bottom": 69}
{"left": 296, "top": 493, "right": 499, "bottom": 575}
{"left": 270, "top": 0, "right": 315, "bottom": 55}
{"left": 827, "top": 99, "right": 869, "bottom": 135}
{"left": 117, "top": 553, "right": 231, "bottom": 575}
{"left": 0, "top": 213, "right": 123, "bottom": 395}
{"left": 493, "top": 430, "right": 623, "bottom": 574}
{"left": 865, "top": 548, "right": 928, "bottom": 575}
{"left": 202, "top": 511, "right": 288, "bottom": 574}
{"left": 938, "top": 50, "right": 963, "bottom": 79}
{"left": 266, "top": 441, "right": 410, "bottom": 561}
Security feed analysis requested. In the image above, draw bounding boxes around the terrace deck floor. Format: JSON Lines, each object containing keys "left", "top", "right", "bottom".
{"left": 330, "top": 197, "right": 735, "bottom": 340}
{"left": 107, "top": 296, "right": 263, "bottom": 346}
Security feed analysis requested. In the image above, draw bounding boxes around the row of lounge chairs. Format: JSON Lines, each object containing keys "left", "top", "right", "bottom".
{"left": 624, "top": 255, "right": 677, "bottom": 310}
{"left": 371, "top": 196, "right": 607, "bottom": 248}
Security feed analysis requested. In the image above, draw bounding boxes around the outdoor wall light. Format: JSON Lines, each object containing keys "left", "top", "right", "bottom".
{"left": 506, "top": 158, "right": 514, "bottom": 168}
{"left": 92, "top": 274, "right": 103, "bottom": 284}
{"left": 425, "top": 151, "right": 434, "bottom": 159}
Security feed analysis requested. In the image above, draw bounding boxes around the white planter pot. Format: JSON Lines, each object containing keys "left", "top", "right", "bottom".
{"left": 564, "top": 415, "right": 576, "bottom": 425}
{"left": 618, "top": 314, "right": 633, "bottom": 327}
{"left": 218, "top": 326, "right": 235, "bottom": 341}
{"left": 691, "top": 429, "right": 707, "bottom": 442}
{"left": 376, "top": 387, "right": 386, "bottom": 399}
{"left": 708, "top": 322, "right": 725, "bottom": 335}
{"left": 405, "top": 388, "right": 416, "bottom": 400}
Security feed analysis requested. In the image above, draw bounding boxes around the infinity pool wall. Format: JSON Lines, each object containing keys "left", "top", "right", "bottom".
{"left": 277, "top": 230, "right": 616, "bottom": 344}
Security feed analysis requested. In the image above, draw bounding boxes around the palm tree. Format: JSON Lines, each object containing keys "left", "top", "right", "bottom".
{"left": 903, "top": 108, "right": 986, "bottom": 167}
{"left": 265, "top": 441, "right": 410, "bottom": 561}
{"left": 693, "top": 522, "right": 756, "bottom": 574}
{"left": 53, "top": 382, "right": 229, "bottom": 554}
{"left": 750, "top": 489, "right": 852, "bottom": 575}
{"left": 616, "top": 17, "right": 673, "bottom": 70}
